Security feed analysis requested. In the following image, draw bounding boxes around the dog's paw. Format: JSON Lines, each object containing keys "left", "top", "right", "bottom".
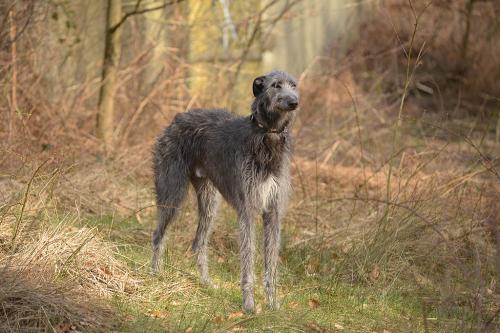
{"left": 242, "top": 297, "right": 255, "bottom": 313}
{"left": 150, "top": 263, "right": 161, "bottom": 275}
{"left": 267, "top": 300, "right": 280, "bottom": 311}
{"left": 200, "top": 277, "right": 218, "bottom": 289}
{"left": 264, "top": 289, "right": 280, "bottom": 310}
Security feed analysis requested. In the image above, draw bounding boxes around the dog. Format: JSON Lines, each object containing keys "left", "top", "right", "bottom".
{"left": 151, "top": 70, "right": 299, "bottom": 312}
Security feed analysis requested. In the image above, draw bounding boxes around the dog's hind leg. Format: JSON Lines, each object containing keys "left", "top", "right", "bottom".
{"left": 238, "top": 208, "right": 256, "bottom": 313}
{"left": 151, "top": 158, "right": 189, "bottom": 273}
{"left": 191, "top": 177, "right": 220, "bottom": 286}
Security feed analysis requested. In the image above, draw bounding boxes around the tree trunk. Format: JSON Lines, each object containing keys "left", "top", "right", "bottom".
{"left": 97, "top": 0, "right": 122, "bottom": 150}
{"left": 141, "top": 1, "right": 167, "bottom": 93}
{"left": 496, "top": 105, "right": 500, "bottom": 143}
{"left": 459, "top": 0, "right": 475, "bottom": 74}
{"left": 9, "top": 8, "right": 17, "bottom": 144}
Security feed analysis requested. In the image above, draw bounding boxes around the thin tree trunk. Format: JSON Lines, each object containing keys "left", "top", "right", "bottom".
{"left": 459, "top": 0, "right": 475, "bottom": 73}
{"left": 141, "top": 1, "right": 166, "bottom": 93}
{"left": 97, "top": 0, "right": 122, "bottom": 150}
{"left": 9, "top": 9, "right": 17, "bottom": 143}
{"left": 496, "top": 105, "right": 500, "bottom": 143}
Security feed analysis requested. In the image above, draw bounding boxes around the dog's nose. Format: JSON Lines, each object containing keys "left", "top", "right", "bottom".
{"left": 287, "top": 100, "right": 298, "bottom": 110}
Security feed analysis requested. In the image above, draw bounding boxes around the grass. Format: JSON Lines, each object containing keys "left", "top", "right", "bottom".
{"left": 43, "top": 202, "right": 481, "bottom": 333}
{"left": 1, "top": 118, "right": 498, "bottom": 332}
{"left": 1, "top": 105, "right": 498, "bottom": 332}
{"left": 81, "top": 214, "right": 420, "bottom": 333}
{"left": 1, "top": 22, "right": 499, "bottom": 329}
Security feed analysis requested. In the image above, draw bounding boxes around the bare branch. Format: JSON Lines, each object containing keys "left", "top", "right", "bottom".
{"left": 230, "top": 0, "right": 303, "bottom": 89}
{"left": 110, "top": 0, "right": 184, "bottom": 34}
{"left": 1, "top": 1, "right": 35, "bottom": 48}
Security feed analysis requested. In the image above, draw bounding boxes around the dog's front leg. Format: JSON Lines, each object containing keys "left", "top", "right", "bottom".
{"left": 238, "top": 209, "right": 256, "bottom": 313}
{"left": 263, "top": 202, "right": 281, "bottom": 310}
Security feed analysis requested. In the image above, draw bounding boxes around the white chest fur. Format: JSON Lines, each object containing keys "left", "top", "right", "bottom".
{"left": 258, "top": 175, "right": 279, "bottom": 210}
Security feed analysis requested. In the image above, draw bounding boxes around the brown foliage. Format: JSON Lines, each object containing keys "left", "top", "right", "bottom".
{"left": 350, "top": 0, "right": 500, "bottom": 115}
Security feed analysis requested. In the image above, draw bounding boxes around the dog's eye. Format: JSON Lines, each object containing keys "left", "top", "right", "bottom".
{"left": 271, "top": 82, "right": 282, "bottom": 89}
{"left": 289, "top": 81, "right": 297, "bottom": 88}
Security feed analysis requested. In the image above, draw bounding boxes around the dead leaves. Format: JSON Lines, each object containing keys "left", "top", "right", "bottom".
{"left": 307, "top": 322, "right": 323, "bottom": 332}
{"left": 227, "top": 311, "right": 244, "bottom": 320}
{"left": 308, "top": 298, "right": 320, "bottom": 309}
{"left": 369, "top": 263, "right": 380, "bottom": 282}
{"left": 54, "top": 322, "right": 81, "bottom": 333}
{"left": 146, "top": 309, "right": 167, "bottom": 319}
{"left": 211, "top": 311, "right": 245, "bottom": 326}
{"left": 304, "top": 298, "right": 346, "bottom": 332}
{"left": 209, "top": 312, "right": 247, "bottom": 332}
{"left": 213, "top": 315, "right": 225, "bottom": 324}
{"left": 288, "top": 297, "right": 320, "bottom": 311}
{"left": 334, "top": 323, "right": 345, "bottom": 330}
{"left": 306, "top": 321, "right": 345, "bottom": 332}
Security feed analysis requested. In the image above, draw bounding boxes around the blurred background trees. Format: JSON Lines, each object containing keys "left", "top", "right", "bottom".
{"left": 97, "top": 0, "right": 122, "bottom": 149}
{"left": 1, "top": 0, "right": 498, "bottom": 149}
{"left": 0, "top": 0, "right": 376, "bottom": 149}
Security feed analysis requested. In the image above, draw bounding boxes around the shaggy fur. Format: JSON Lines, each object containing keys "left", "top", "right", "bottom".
{"left": 151, "top": 70, "right": 299, "bottom": 312}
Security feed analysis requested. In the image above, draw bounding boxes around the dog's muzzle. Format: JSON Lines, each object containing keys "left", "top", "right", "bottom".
{"left": 277, "top": 96, "right": 299, "bottom": 111}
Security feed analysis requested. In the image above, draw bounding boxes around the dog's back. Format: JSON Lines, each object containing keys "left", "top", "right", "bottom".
{"left": 154, "top": 108, "right": 234, "bottom": 162}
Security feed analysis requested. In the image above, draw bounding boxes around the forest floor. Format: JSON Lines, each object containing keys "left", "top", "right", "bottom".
{"left": 1, "top": 96, "right": 499, "bottom": 332}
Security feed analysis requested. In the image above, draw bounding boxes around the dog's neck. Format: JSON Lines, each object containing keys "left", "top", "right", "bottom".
{"left": 250, "top": 102, "right": 294, "bottom": 134}
{"left": 250, "top": 114, "right": 289, "bottom": 134}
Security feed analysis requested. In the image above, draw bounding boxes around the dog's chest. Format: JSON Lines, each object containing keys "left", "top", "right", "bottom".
{"left": 245, "top": 135, "right": 289, "bottom": 208}
{"left": 258, "top": 175, "right": 279, "bottom": 209}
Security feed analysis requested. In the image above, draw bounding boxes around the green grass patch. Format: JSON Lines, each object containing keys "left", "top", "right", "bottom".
{"left": 79, "top": 213, "right": 467, "bottom": 333}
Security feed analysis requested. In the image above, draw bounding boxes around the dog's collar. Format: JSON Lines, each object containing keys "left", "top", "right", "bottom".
{"left": 250, "top": 114, "right": 288, "bottom": 134}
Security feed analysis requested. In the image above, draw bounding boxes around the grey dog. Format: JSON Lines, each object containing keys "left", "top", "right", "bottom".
{"left": 151, "top": 70, "right": 299, "bottom": 312}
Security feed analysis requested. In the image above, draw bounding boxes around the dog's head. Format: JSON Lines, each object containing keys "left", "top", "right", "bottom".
{"left": 251, "top": 70, "right": 299, "bottom": 132}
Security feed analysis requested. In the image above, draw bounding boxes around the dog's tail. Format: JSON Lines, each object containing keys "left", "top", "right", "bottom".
{"left": 151, "top": 139, "right": 189, "bottom": 273}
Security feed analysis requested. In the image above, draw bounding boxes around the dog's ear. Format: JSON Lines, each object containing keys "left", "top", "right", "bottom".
{"left": 252, "top": 76, "right": 266, "bottom": 97}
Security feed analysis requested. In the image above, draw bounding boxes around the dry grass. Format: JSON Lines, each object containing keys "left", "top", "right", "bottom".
{"left": 0, "top": 268, "right": 108, "bottom": 333}
{"left": 0, "top": 158, "right": 144, "bottom": 332}
{"left": 349, "top": 0, "right": 500, "bottom": 115}
{"left": 0, "top": 223, "right": 118, "bottom": 332}
{"left": 1, "top": 102, "right": 499, "bottom": 332}
{"left": 2, "top": 130, "right": 498, "bottom": 331}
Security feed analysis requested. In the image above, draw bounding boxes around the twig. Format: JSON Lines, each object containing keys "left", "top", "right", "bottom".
{"left": 110, "top": 0, "right": 184, "bottom": 34}
{"left": 385, "top": 0, "right": 430, "bottom": 212}
{"left": 11, "top": 159, "right": 51, "bottom": 246}
{"left": 422, "top": 120, "right": 500, "bottom": 180}
{"left": 229, "top": 0, "right": 302, "bottom": 91}
{"left": 333, "top": 76, "right": 368, "bottom": 198}
{"left": 121, "top": 70, "right": 167, "bottom": 141}
{"left": 1, "top": 1, "right": 35, "bottom": 48}
{"left": 326, "top": 196, "right": 448, "bottom": 241}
